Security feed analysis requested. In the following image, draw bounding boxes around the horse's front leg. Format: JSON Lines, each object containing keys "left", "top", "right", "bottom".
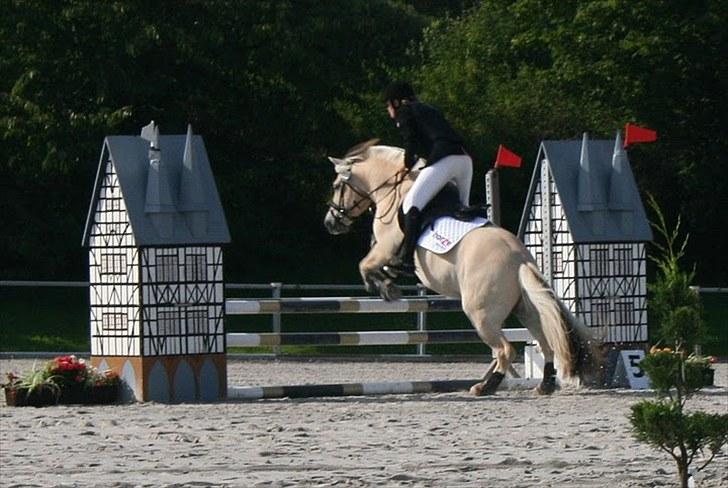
{"left": 359, "top": 246, "right": 402, "bottom": 301}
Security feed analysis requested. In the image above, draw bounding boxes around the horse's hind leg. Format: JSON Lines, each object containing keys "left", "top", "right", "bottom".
{"left": 463, "top": 306, "right": 515, "bottom": 396}
{"left": 513, "top": 299, "right": 557, "bottom": 395}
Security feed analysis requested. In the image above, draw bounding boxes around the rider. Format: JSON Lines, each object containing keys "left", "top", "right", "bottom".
{"left": 383, "top": 81, "right": 473, "bottom": 277}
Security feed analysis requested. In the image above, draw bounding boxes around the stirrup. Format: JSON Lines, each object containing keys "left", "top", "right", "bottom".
{"left": 382, "top": 260, "right": 416, "bottom": 279}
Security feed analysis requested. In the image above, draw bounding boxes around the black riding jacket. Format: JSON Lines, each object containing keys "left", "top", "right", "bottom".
{"left": 394, "top": 101, "right": 465, "bottom": 169}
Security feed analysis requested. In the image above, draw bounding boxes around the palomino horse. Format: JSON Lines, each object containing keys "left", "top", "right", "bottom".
{"left": 324, "top": 140, "right": 603, "bottom": 395}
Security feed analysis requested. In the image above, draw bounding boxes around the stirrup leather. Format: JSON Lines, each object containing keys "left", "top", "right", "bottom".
{"left": 386, "top": 207, "right": 421, "bottom": 278}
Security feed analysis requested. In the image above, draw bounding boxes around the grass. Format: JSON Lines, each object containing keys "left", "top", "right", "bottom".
{"left": 701, "top": 293, "right": 728, "bottom": 356}
{"left": 1, "top": 286, "right": 726, "bottom": 357}
{"left": 1, "top": 287, "right": 89, "bottom": 352}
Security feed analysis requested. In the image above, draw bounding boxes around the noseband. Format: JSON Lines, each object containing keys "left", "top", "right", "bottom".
{"left": 327, "top": 179, "right": 370, "bottom": 227}
{"left": 327, "top": 168, "right": 405, "bottom": 227}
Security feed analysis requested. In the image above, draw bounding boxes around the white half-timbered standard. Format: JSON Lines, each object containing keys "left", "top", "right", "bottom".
{"left": 518, "top": 133, "right": 652, "bottom": 345}
{"left": 82, "top": 122, "right": 230, "bottom": 402}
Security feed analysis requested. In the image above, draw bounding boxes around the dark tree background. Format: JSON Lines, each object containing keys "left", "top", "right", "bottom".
{"left": 1, "top": 0, "right": 726, "bottom": 286}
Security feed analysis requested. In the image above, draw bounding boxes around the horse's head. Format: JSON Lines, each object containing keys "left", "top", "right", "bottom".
{"left": 324, "top": 139, "right": 380, "bottom": 235}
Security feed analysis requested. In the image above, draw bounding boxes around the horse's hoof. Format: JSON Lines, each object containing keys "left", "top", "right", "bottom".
{"left": 469, "top": 383, "right": 497, "bottom": 396}
{"left": 380, "top": 280, "right": 402, "bottom": 301}
{"left": 535, "top": 381, "right": 557, "bottom": 396}
{"left": 470, "top": 372, "right": 505, "bottom": 396}
{"left": 481, "top": 371, "right": 505, "bottom": 395}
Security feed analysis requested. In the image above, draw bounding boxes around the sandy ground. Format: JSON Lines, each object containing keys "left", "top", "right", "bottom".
{"left": 1, "top": 358, "right": 726, "bottom": 488}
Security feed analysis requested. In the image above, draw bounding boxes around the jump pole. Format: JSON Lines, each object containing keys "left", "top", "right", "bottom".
{"left": 225, "top": 296, "right": 462, "bottom": 315}
{"left": 227, "top": 328, "right": 532, "bottom": 347}
{"left": 225, "top": 295, "right": 541, "bottom": 399}
{"left": 228, "top": 377, "right": 541, "bottom": 400}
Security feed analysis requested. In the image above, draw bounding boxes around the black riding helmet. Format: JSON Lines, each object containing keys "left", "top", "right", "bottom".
{"left": 383, "top": 81, "right": 416, "bottom": 104}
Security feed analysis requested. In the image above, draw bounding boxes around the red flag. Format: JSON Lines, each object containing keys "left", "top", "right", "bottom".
{"left": 495, "top": 144, "right": 522, "bottom": 168}
{"left": 624, "top": 123, "right": 657, "bottom": 147}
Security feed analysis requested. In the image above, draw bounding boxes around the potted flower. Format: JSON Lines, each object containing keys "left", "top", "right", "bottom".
{"left": 641, "top": 346, "right": 716, "bottom": 399}
{"left": 3, "top": 355, "right": 121, "bottom": 407}
{"left": 85, "top": 369, "right": 122, "bottom": 405}
{"left": 685, "top": 352, "right": 717, "bottom": 387}
{"left": 3, "top": 369, "right": 62, "bottom": 407}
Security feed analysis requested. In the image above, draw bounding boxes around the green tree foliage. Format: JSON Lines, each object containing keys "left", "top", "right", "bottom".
{"left": 639, "top": 350, "right": 712, "bottom": 404}
{"left": 408, "top": 1, "right": 728, "bottom": 281}
{"left": 1, "top": 1, "right": 726, "bottom": 285}
{"left": 0, "top": 0, "right": 428, "bottom": 281}
{"left": 633, "top": 348, "right": 727, "bottom": 487}
{"left": 630, "top": 400, "right": 728, "bottom": 488}
{"left": 647, "top": 195, "right": 705, "bottom": 350}
{"left": 630, "top": 194, "right": 726, "bottom": 488}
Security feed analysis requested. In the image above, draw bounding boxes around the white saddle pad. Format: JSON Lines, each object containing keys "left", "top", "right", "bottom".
{"left": 417, "top": 216, "right": 488, "bottom": 254}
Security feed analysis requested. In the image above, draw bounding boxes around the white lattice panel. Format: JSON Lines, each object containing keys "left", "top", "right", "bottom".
{"left": 575, "top": 243, "right": 648, "bottom": 342}
{"left": 138, "top": 246, "right": 225, "bottom": 356}
{"left": 88, "top": 156, "right": 141, "bottom": 356}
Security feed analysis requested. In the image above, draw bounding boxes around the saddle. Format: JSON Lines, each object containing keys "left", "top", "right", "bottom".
{"left": 398, "top": 183, "right": 489, "bottom": 235}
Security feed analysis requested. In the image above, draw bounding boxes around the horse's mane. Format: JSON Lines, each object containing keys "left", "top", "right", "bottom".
{"left": 368, "top": 145, "right": 426, "bottom": 173}
{"left": 343, "top": 139, "right": 401, "bottom": 160}
{"left": 344, "top": 138, "right": 382, "bottom": 159}
{"left": 368, "top": 145, "right": 404, "bottom": 164}
{"left": 340, "top": 141, "right": 418, "bottom": 173}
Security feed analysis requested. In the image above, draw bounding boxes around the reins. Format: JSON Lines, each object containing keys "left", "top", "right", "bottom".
{"left": 328, "top": 166, "right": 408, "bottom": 227}
{"left": 371, "top": 170, "right": 407, "bottom": 224}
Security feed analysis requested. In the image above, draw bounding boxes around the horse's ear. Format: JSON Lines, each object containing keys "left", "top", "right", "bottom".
{"left": 329, "top": 157, "right": 352, "bottom": 179}
{"left": 328, "top": 156, "right": 346, "bottom": 166}
{"left": 344, "top": 138, "right": 380, "bottom": 159}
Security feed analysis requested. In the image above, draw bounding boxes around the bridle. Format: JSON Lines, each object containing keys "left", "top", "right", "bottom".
{"left": 327, "top": 166, "right": 407, "bottom": 227}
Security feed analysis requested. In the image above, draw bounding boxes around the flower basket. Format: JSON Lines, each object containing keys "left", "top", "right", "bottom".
{"left": 4, "top": 384, "right": 120, "bottom": 407}
{"left": 3, "top": 355, "right": 121, "bottom": 407}
{"left": 84, "top": 384, "right": 120, "bottom": 405}
{"left": 4, "top": 386, "right": 59, "bottom": 407}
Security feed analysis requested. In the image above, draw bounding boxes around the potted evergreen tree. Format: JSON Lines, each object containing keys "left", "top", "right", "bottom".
{"left": 629, "top": 197, "right": 727, "bottom": 488}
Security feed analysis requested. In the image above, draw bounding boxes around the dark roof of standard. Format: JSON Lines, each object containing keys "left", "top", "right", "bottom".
{"left": 82, "top": 134, "right": 231, "bottom": 247}
{"left": 518, "top": 138, "right": 653, "bottom": 243}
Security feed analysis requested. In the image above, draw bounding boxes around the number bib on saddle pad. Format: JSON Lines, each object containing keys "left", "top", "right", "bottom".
{"left": 417, "top": 216, "right": 489, "bottom": 254}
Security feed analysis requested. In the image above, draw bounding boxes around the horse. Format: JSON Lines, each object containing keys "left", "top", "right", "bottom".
{"left": 323, "top": 140, "right": 604, "bottom": 395}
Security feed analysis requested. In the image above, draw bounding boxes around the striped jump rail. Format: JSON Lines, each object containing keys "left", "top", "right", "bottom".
{"left": 225, "top": 296, "right": 462, "bottom": 315}
{"left": 227, "top": 328, "right": 532, "bottom": 347}
{"left": 228, "top": 377, "right": 540, "bottom": 400}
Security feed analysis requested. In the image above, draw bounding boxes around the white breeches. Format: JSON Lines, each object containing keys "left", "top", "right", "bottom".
{"left": 402, "top": 154, "right": 473, "bottom": 213}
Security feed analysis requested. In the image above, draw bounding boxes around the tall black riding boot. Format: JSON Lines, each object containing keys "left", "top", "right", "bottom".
{"left": 385, "top": 207, "right": 421, "bottom": 278}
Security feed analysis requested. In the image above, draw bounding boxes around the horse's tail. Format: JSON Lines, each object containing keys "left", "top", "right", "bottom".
{"left": 518, "top": 262, "right": 604, "bottom": 384}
